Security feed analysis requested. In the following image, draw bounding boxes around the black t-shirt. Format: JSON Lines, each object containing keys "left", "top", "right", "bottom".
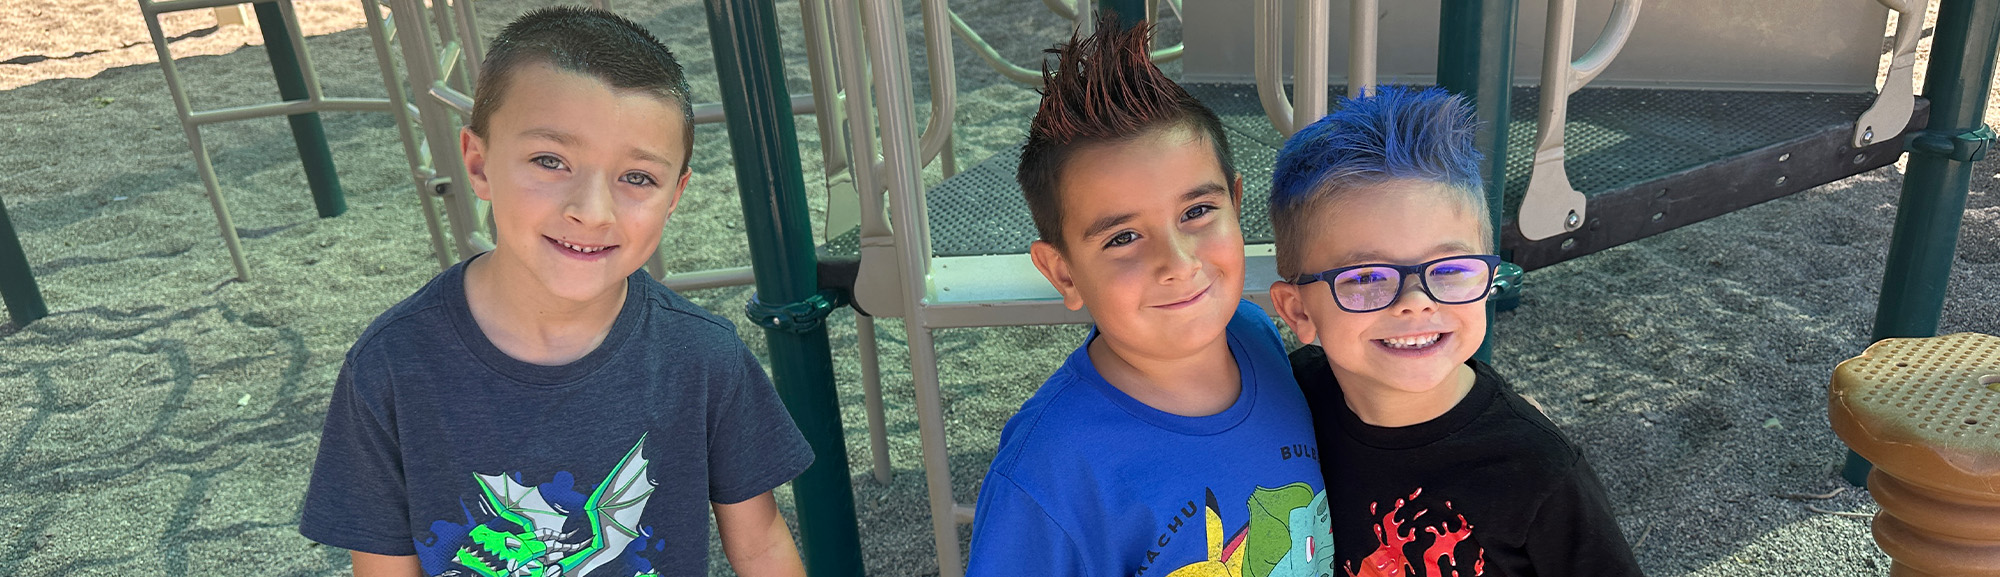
{"left": 1290, "top": 345, "right": 1641, "bottom": 577}
{"left": 299, "top": 259, "right": 813, "bottom": 576}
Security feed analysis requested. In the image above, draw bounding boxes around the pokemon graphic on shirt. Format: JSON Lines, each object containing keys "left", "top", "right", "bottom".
{"left": 1158, "top": 483, "right": 1336, "bottom": 577}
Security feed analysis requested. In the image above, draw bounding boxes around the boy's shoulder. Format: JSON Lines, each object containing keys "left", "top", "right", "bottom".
{"left": 987, "top": 357, "right": 1115, "bottom": 478}
{"left": 990, "top": 300, "right": 1300, "bottom": 478}
{"left": 1293, "top": 347, "right": 1583, "bottom": 473}
{"left": 346, "top": 264, "right": 467, "bottom": 363}
{"left": 1466, "top": 362, "right": 1588, "bottom": 472}
{"left": 624, "top": 271, "right": 743, "bottom": 339}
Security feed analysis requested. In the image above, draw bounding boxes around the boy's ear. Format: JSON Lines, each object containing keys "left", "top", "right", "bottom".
{"left": 1269, "top": 280, "right": 1318, "bottom": 345}
{"left": 1029, "top": 240, "right": 1086, "bottom": 311}
{"left": 460, "top": 127, "right": 492, "bottom": 202}
{"left": 660, "top": 167, "right": 693, "bottom": 220}
{"left": 1230, "top": 173, "right": 1244, "bottom": 206}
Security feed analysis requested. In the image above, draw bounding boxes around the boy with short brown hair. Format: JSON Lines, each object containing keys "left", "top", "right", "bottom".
{"left": 299, "top": 7, "right": 812, "bottom": 576}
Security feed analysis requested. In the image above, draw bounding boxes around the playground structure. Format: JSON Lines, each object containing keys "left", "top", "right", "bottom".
{"left": 0, "top": 0, "right": 1973, "bottom": 574}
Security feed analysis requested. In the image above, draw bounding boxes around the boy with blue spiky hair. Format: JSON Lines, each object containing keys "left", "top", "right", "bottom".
{"left": 1266, "top": 87, "right": 1641, "bottom": 576}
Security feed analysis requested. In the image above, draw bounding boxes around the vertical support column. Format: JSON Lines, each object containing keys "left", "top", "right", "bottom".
{"left": 1437, "top": 0, "right": 1518, "bottom": 363}
{"left": 0, "top": 196, "right": 48, "bottom": 327}
{"left": 1845, "top": 0, "right": 2000, "bottom": 487}
{"left": 1100, "top": 0, "right": 1145, "bottom": 29}
{"left": 252, "top": 1, "right": 345, "bottom": 218}
{"left": 703, "top": 0, "right": 867, "bottom": 574}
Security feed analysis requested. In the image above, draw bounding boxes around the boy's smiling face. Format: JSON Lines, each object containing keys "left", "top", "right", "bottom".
{"left": 1272, "top": 179, "right": 1488, "bottom": 400}
{"left": 1029, "top": 126, "right": 1244, "bottom": 363}
{"left": 461, "top": 63, "right": 691, "bottom": 305}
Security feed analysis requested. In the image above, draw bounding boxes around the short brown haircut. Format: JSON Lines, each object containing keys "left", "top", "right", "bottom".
{"left": 1017, "top": 15, "right": 1236, "bottom": 250}
{"left": 467, "top": 6, "right": 694, "bottom": 171}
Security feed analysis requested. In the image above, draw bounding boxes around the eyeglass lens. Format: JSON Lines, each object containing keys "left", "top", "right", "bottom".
{"left": 1331, "top": 257, "right": 1493, "bottom": 311}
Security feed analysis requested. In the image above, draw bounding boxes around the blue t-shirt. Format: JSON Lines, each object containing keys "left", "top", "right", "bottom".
{"left": 298, "top": 259, "right": 813, "bottom": 576}
{"left": 967, "top": 300, "right": 1333, "bottom": 576}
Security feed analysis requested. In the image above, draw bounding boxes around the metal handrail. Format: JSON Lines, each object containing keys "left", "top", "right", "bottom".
{"left": 1517, "top": 0, "right": 1643, "bottom": 241}
{"left": 1254, "top": 0, "right": 1380, "bottom": 135}
{"left": 1254, "top": 0, "right": 1293, "bottom": 134}
{"left": 870, "top": 0, "right": 958, "bottom": 183}
{"left": 1293, "top": 0, "right": 1329, "bottom": 131}
{"left": 1347, "top": 0, "right": 1376, "bottom": 98}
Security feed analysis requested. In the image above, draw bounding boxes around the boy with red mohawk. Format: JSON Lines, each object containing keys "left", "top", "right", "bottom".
{"left": 966, "top": 16, "right": 1333, "bottom": 575}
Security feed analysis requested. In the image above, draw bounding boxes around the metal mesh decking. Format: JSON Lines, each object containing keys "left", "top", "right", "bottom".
{"left": 902, "top": 83, "right": 1877, "bottom": 257}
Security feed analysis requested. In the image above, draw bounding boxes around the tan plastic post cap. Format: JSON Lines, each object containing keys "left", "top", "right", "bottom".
{"left": 1829, "top": 333, "right": 2000, "bottom": 577}
{"left": 1830, "top": 332, "right": 2000, "bottom": 496}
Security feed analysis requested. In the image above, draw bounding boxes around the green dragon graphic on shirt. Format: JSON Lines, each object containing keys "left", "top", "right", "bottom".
{"left": 450, "top": 436, "right": 658, "bottom": 577}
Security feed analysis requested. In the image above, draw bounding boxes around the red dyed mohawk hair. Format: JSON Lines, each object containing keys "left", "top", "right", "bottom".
{"left": 1016, "top": 14, "right": 1236, "bottom": 249}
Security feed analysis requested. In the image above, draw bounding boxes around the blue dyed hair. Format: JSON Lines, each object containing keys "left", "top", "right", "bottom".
{"left": 1267, "top": 86, "right": 1489, "bottom": 277}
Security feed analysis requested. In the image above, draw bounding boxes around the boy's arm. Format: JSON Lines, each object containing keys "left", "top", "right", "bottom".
{"left": 350, "top": 552, "right": 422, "bottom": 577}
{"left": 713, "top": 491, "right": 805, "bottom": 577}
{"left": 300, "top": 355, "right": 420, "bottom": 557}
{"left": 1525, "top": 455, "right": 1644, "bottom": 576}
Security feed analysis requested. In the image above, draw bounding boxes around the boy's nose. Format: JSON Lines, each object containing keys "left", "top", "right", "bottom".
{"left": 564, "top": 174, "right": 616, "bottom": 227}
{"left": 1390, "top": 278, "right": 1438, "bottom": 315}
{"left": 1157, "top": 233, "right": 1202, "bottom": 283}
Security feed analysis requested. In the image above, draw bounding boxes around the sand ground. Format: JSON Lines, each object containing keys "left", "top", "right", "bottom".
{"left": 1, "top": 0, "right": 1995, "bottom": 576}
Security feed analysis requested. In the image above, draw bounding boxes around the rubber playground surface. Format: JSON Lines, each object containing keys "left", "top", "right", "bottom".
{"left": 1, "top": 0, "right": 1996, "bottom": 575}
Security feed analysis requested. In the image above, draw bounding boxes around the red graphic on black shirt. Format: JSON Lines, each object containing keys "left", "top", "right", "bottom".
{"left": 1346, "top": 488, "right": 1484, "bottom": 577}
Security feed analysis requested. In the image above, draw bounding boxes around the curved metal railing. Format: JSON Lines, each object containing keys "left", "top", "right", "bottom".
{"left": 1517, "top": 0, "right": 1643, "bottom": 241}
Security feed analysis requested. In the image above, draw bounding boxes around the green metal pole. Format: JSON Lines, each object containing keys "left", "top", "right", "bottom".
{"left": 702, "top": 0, "right": 865, "bottom": 574}
{"left": 1437, "top": 0, "right": 1518, "bottom": 363}
{"left": 1099, "top": 0, "right": 1145, "bottom": 29}
{"left": 0, "top": 196, "right": 48, "bottom": 327}
{"left": 252, "top": 1, "right": 345, "bottom": 218}
{"left": 1843, "top": 0, "right": 2000, "bottom": 487}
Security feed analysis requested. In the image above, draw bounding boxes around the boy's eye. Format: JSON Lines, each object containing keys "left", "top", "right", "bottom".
{"left": 1339, "top": 268, "right": 1392, "bottom": 285}
{"left": 1182, "top": 204, "right": 1215, "bottom": 221}
{"left": 1106, "top": 231, "right": 1138, "bottom": 248}
{"left": 620, "top": 172, "right": 657, "bottom": 187}
{"left": 532, "top": 155, "right": 566, "bottom": 171}
{"left": 1429, "top": 264, "right": 1474, "bottom": 278}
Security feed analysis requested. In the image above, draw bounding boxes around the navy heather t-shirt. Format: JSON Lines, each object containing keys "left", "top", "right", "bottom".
{"left": 299, "top": 258, "right": 813, "bottom": 576}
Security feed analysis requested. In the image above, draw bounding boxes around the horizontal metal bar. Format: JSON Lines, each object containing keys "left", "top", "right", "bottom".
{"left": 429, "top": 84, "right": 473, "bottom": 115}
{"left": 659, "top": 266, "right": 756, "bottom": 292}
{"left": 187, "top": 97, "right": 392, "bottom": 125}
{"left": 1502, "top": 98, "right": 1931, "bottom": 270}
{"left": 141, "top": 0, "right": 271, "bottom": 16}
{"left": 692, "top": 94, "right": 815, "bottom": 125}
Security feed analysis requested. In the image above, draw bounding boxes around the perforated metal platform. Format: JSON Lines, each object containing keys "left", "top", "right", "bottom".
{"left": 867, "top": 83, "right": 1890, "bottom": 262}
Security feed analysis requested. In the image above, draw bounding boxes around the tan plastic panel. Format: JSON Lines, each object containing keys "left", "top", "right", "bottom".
{"left": 1184, "top": 0, "right": 1889, "bottom": 92}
